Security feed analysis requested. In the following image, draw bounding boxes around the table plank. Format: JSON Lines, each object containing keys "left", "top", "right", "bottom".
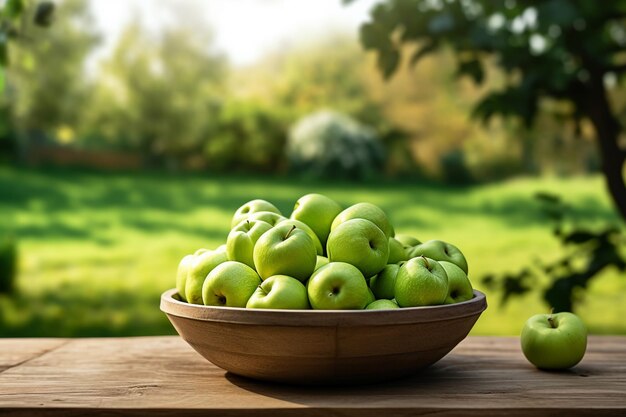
{"left": 0, "top": 338, "right": 67, "bottom": 373}
{"left": 0, "top": 336, "right": 624, "bottom": 416}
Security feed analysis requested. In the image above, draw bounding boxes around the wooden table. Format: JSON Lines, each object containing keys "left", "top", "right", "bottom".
{"left": 1, "top": 336, "right": 624, "bottom": 416}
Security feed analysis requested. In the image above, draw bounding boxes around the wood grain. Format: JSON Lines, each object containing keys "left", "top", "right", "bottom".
{"left": 0, "top": 336, "right": 624, "bottom": 416}
{"left": 0, "top": 338, "right": 67, "bottom": 374}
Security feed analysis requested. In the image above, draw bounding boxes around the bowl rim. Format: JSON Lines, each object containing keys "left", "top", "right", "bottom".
{"left": 160, "top": 288, "right": 487, "bottom": 326}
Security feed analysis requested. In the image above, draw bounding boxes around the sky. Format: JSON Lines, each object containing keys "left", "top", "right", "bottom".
{"left": 89, "top": 0, "right": 379, "bottom": 67}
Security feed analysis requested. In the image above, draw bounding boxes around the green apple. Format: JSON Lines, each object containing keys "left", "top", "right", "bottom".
{"left": 175, "top": 254, "right": 195, "bottom": 301}
{"left": 290, "top": 193, "right": 342, "bottom": 247}
{"left": 278, "top": 218, "right": 323, "bottom": 255}
{"left": 315, "top": 255, "right": 329, "bottom": 271}
{"left": 246, "top": 211, "right": 287, "bottom": 226}
{"left": 388, "top": 237, "right": 409, "bottom": 264}
{"left": 194, "top": 248, "right": 209, "bottom": 256}
{"left": 253, "top": 223, "right": 317, "bottom": 282}
{"left": 185, "top": 249, "right": 229, "bottom": 304}
{"left": 226, "top": 219, "right": 273, "bottom": 269}
{"left": 394, "top": 234, "right": 421, "bottom": 248}
{"left": 409, "top": 240, "right": 468, "bottom": 274}
{"left": 369, "top": 263, "right": 399, "bottom": 300}
{"left": 202, "top": 261, "right": 261, "bottom": 307}
{"left": 394, "top": 256, "right": 448, "bottom": 307}
{"left": 307, "top": 262, "right": 370, "bottom": 310}
{"left": 366, "top": 299, "right": 400, "bottom": 310}
{"left": 215, "top": 244, "right": 227, "bottom": 254}
{"left": 246, "top": 275, "right": 310, "bottom": 309}
{"left": 366, "top": 288, "right": 376, "bottom": 304}
{"left": 331, "top": 202, "right": 393, "bottom": 239}
{"left": 440, "top": 261, "right": 474, "bottom": 304}
{"left": 327, "top": 218, "right": 389, "bottom": 278}
{"left": 231, "top": 199, "right": 282, "bottom": 228}
{"left": 521, "top": 312, "right": 587, "bottom": 370}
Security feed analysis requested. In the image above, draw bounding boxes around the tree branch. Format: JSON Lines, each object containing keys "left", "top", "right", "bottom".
{"left": 604, "top": 63, "right": 626, "bottom": 73}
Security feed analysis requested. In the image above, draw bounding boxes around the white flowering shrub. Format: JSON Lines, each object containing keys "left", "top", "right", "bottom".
{"left": 287, "top": 111, "right": 385, "bottom": 180}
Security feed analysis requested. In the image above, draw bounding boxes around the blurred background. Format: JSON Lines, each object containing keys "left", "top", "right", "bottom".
{"left": 1, "top": 0, "right": 625, "bottom": 337}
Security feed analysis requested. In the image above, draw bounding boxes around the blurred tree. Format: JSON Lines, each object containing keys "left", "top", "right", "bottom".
{"left": 82, "top": 20, "right": 227, "bottom": 166}
{"left": 0, "top": 0, "right": 55, "bottom": 160}
{"left": 355, "top": 0, "right": 626, "bottom": 219}
{"left": 7, "top": 0, "right": 96, "bottom": 150}
{"left": 204, "top": 100, "right": 289, "bottom": 173}
{"left": 239, "top": 35, "right": 383, "bottom": 125}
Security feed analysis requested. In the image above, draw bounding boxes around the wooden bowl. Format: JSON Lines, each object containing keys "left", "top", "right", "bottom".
{"left": 160, "top": 288, "right": 487, "bottom": 385}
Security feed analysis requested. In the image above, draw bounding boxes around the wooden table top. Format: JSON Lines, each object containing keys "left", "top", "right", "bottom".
{"left": 1, "top": 336, "right": 624, "bottom": 416}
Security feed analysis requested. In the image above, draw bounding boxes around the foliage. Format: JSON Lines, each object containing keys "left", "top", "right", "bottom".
{"left": 0, "top": 235, "right": 17, "bottom": 294}
{"left": 204, "top": 100, "right": 289, "bottom": 172}
{"left": 439, "top": 148, "right": 474, "bottom": 185}
{"left": 239, "top": 35, "right": 384, "bottom": 125}
{"left": 79, "top": 20, "right": 227, "bottom": 164}
{"left": 357, "top": 0, "right": 626, "bottom": 219}
{"left": 287, "top": 110, "right": 385, "bottom": 180}
{"left": 7, "top": 0, "right": 95, "bottom": 136}
{"left": 0, "top": 0, "right": 55, "bottom": 68}
{"left": 482, "top": 192, "right": 626, "bottom": 312}
{"left": 0, "top": 0, "right": 55, "bottom": 159}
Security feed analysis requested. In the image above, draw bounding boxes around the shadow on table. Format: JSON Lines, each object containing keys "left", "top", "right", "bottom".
{"left": 223, "top": 359, "right": 470, "bottom": 405}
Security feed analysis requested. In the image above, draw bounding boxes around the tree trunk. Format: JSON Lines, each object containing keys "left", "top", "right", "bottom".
{"left": 584, "top": 77, "right": 626, "bottom": 221}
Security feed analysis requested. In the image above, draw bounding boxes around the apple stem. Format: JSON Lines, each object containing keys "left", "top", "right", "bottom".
{"left": 421, "top": 256, "right": 430, "bottom": 269}
{"left": 284, "top": 225, "right": 297, "bottom": 240}
{"left": 548, "top": 308, "right": 557, "bottom": 328}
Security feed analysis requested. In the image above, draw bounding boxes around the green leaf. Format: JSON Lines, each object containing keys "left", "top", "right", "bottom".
{"left": 456, "top": 58, "right": 484, "bottom": 84}
{"left": 563, "top": 230, "right": 598, "bottom": 244}
{"left": 5, "top": 0, "right": 23, "bottom": 19}
{"left": 378, "top": 47, "right": 400, "bottom": 79}
{"left": 0, "top": 35, "right": 8, "bottom": 68}
{"left": 34, "top": 1, "right": 55, "bottom": 27}
{"left": 360, "top": 22, "right": 391, "bottom": 51}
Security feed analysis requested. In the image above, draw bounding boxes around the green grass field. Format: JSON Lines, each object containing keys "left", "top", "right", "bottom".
{"left": 1, "top": 166, "right": 624, "bottom": 337}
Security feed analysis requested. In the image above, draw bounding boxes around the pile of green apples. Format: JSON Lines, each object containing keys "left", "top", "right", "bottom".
{"left": 175, "top": 194, "right": 475, "bottom": 310}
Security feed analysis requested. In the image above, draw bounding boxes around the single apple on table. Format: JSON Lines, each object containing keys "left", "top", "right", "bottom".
{"left": 290, "top": 193, "right": 343, "bottom": 247}
{"left": 369, "top": 263, "right": 399, "bottom": 300}
{"left": 231, "top": 199, "right": 282, "bottom": 228}
{"left": 253, "top": 223, "right": 317, "bottom": 282}
{"left": 331, "top": 202, "right": 394, "bottom": 239}
{"left": 226, "top": 219, "right": 273, "bottom": 270}
{"left": 440, "top": 261, "right": 474, "bottom": 304}
{"left": 307, "top": 262, "right": 371, "bottom": 310}
{"left": 366, "top": 299, "right": 399, "bottom": 310}
{"left": 394, "top": 256, "right": 448, "bottom": 307}
{"left": 327, "top": 218, "right": 389, "bottom": 278}
{"left": 202, "top": 261, "right": 261, "bottom": 307}
{"left": 277, "top": 218, "right": 324, "bottom": 255}
{"left": 409, "top": 240, "right": 468, "bottom": 274}
{"left": 185, "top": 249, "right": 229, "bottom": 304}
{"left": 246, "top": 275, "right": 310, "bottom": 309}
{"left": 521, "top": 311, "right": 587, "bottom": 370}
